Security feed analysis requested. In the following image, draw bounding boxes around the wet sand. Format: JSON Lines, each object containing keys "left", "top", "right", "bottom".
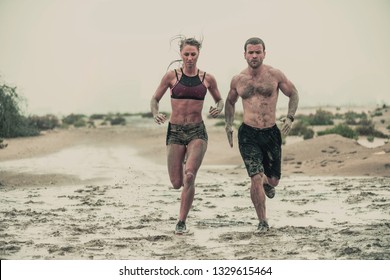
{"left": 0, "top": 118, "right": 389, "bottom": 260}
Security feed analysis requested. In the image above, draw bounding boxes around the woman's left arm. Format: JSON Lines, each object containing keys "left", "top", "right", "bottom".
{"left": 206, "top": 73, "right": 224, "bottom": 118}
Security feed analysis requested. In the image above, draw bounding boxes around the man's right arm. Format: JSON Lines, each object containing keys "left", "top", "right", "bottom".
{"left": 225, "top": 77, "right": 239, "bottom": 147}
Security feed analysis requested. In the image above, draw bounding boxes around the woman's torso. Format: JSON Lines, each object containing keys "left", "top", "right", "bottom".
{"left": 169, "top": 68, "right": 208, "bottom": 124}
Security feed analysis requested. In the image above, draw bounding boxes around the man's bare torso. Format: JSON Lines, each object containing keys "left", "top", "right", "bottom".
{"left": 235, "top": 65, "right": 280, "bottom": 128}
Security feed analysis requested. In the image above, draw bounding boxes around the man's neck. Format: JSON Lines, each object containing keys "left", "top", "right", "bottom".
{"left": 247, "top": 64, "right": 264, "bottom": 77}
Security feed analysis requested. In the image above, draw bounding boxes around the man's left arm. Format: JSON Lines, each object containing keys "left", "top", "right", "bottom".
{"left": 279, "top": 73, "right": 299, "bottom": 135}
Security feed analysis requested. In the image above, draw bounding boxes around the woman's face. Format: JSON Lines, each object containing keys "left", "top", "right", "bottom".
{"left": 180, "top": 45, "right": 199, "bottom": 69}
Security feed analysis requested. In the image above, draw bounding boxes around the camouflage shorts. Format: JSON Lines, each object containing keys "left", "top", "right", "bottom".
{"left": 166, "top": 121, "right": 208, "bottom": 146}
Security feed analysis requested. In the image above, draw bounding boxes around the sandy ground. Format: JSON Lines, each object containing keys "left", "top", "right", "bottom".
{"left": 0, "top": 116, "right": 389, "bottom": 260}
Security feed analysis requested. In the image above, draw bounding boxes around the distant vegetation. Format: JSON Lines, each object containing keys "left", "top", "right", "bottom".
{"left": 1, "top": 80, "right": 388, "bottom": 145}
{"left": 0, "top": 83, "right": 39, "bottom": 138}
{"left": 296, "top": 109, "right": 334, "bottom": 126}
{"left": 289, "top": 121, "right": 315, "bottom": 140}
{"left": 214, "top": 108, "right": 389, "bottom": 142}
{"left": 292, "top": 107, "right": 389, "bottom": 140}
{"left": 317, "top": 124, "right": 358, "bottom": 139}
{"left": 0, "top": 81, "right": 150, "bottom": 139}
{"left": 211, "top": 107, "right": 388, "bottom": 143}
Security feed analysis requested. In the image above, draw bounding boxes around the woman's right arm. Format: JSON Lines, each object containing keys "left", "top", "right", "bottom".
{"left": 150, "top": 71, "right": 174, "bottom": 124}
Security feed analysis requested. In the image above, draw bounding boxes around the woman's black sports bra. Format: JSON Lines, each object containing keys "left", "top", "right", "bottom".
{"left": 170, "top": 68, "right": 207, "bottom": 100}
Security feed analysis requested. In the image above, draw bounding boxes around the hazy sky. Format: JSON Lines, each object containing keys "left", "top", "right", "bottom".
{"left": 1, "top": 0, "right": 389, "bottom": 115}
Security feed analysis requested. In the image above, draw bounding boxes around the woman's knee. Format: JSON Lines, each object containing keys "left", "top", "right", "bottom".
{"left": 184, "top": 169, "right": 196, "bottom": 186}
{"left": 170, "top": 177, "right": 183, "bottom": 189}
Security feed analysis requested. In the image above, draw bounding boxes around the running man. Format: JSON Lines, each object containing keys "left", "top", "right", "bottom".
{"left": 225, "top": 37, "right": 299, "bottom": 232}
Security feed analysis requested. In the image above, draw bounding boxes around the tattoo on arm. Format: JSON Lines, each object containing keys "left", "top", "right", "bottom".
{"left": 287, "top": 91, "right": 299, "bottom": 117}
{"left": 225, "top": 94, "right": 237, "bottom": 127}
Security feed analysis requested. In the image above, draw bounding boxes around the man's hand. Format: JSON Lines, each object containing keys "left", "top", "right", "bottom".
{"left": 225, "top": 125, "right": 234, "bottom": 147}
{"left": 280, "top": 117, "right": 293, "bottom": 135}
{"left": 154, "top": 113, "right": 166, "bottom": 125}
{"left": 209, "top": 106, "right": 221, "bottom": 118}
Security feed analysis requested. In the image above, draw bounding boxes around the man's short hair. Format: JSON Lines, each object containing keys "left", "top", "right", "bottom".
{"left": 244, "top": 37, "right": 265, "bottom": 52}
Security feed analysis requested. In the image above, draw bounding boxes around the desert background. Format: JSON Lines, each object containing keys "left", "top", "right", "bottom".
{"left": 1, "top": 105, "right": 389, "bottom": 260}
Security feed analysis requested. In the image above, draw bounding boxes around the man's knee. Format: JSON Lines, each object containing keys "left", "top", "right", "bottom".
{"left": 251, "top": 173, "right": 265, "bottom": 185}
{"left": 268, "top": 177, "right": 279, "bottom": 187}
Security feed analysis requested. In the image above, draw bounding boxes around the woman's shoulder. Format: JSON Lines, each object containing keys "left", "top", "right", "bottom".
{"left": 159, "top": 69, "right": 180, "bottom": 88}
{"left": 163, "top": 69, "right": 179, "bottom": 80}
{"left": 200, "top": 70, "right": 215, "bottom": 82}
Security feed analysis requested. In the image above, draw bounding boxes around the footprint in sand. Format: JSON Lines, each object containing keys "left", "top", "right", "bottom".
{"left": 218, "top": 232, "right": 253, "bottom": 242}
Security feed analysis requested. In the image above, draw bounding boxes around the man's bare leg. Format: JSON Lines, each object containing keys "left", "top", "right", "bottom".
{"left": 251, "top": 173, "right": 270, "bottom": 232}
{"left": 263, "top": 176, "right": 279, "bottom": 199}
{"left": 250, "top": 173, "right": 266, "bottom": 220}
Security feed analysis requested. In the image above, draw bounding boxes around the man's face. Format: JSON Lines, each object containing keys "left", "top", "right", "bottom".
{"left": 244, "top": 44, "right": 265, "bottom": 69}
{"left": 181, "top": 45, "right": 199, "bottom": 69}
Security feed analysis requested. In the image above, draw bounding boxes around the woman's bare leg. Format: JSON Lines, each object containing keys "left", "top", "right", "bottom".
{"left": 167, "top": 144, "right": 186, "bottom": 189}
{"left": 178, "top": 139, "right": 207, "bottom": 221}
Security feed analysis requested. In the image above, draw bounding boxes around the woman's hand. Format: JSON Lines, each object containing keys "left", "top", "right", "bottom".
{"left": 154, "top": 113, "right": 167, "bottom": 125}
{"left": 209, "top": 106, "right": 221, "bottom": 118}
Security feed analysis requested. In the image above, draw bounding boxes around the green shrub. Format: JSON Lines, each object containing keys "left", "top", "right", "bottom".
{"left": 302, "top": 129, "right": 315, "bottom": 140}
{"left": 367, "top": 135, "right": 375, "bottom": 142}
{"left": 73, "top": 119, "right": 87, "bottom": 127}
{"left": 344, "top": 111, "right": 367, "bottom": 125}
{"left": 90, "top": 114, "right": 106, "bottom": 120}
{"left": 296, "top": 109, "right": 334, "bottom": 126}
{"left": 355, "top": 120, "right": 387, "bottom": 138}
{"left": 294, "top": 114, "right": 309, "bottom": 124}
{"left": 110, "top": 116, "right": 126, "bottom": 126}
{"left": 28, "top": 114, "right": 60, "bottom": 130}
{"left": 0, "top": 83, "right": 39, "bottom": 137}
{"left": 289, "top": 121, "right": 314, "bottom": 139}
{"left": 62, "top": 114, "right": 86, "bottom": 126}
{"left": 317, "top": 124, "right": 358, "bottom": 139}
{"left": 371, "top": 108, "right": 383, "bottom": 117}
{"left": 309, "top": 109, "right": 334, "bottom": 125}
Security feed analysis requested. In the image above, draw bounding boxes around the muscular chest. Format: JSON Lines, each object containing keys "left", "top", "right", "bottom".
{"left": 238, "top": 78, "right": 277, "bottom": 99}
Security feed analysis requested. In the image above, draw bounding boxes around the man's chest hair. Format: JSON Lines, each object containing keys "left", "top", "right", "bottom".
{"left": 238, "top": 76, "right": 277, "bottom": 99}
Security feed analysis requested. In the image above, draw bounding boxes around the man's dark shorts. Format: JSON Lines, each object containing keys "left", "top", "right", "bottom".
{"left": 238, "top": 123, "right": 282, "bottom": 178}
{"left": 166, "top": 121, "right": 208, "bottom": 146}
